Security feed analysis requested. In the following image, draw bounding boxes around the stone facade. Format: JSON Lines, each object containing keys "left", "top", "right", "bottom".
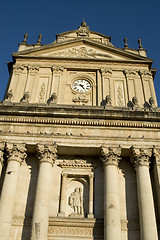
{"left": 0, "top": 21, "right": 160, "bottom": 240}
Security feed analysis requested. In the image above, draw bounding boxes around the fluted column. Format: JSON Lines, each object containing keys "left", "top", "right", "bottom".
{"left": 0, "top": 143, "right": 27, "bottom": 240}
{"left": 101, "top": 146, "right": 121, "bottom": 240}
{"left": 31, "top": 144, "right": 57, "bottom": 240}
{"left": 58, "top": 173, "right": 67, "bottom": 217}
{"left": 88, "top": 173, "right": 94, "bottom": 218}
{"left": 131, "top": 147, "right": 158, "bottom": 240}
{"left": 0, "top": 142, "right": 5, "bottom": 176}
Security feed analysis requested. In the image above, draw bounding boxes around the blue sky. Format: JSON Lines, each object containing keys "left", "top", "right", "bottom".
{"left": 1, "top": 0, "right": 160, "bottom": 105}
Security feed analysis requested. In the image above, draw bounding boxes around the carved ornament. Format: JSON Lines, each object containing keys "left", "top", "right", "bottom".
{"left": 48, "top": 226, "right": 92, "bottom": 236}
{"left": 100, "top": 68, "right": 112, "bottom": 76}
{"left": 4, "top": 89, "right": 13, "bottom": 103}
{"left": 21, "top": 91, "right": 30, "bottom": 103}
{"left": 27, "top": 65, "right": 39, "bottom": 73}
{"left": 139, "top": 70, "right": 152, "bottom": 77}
{"left": 72, "top": 94, "right": 88, "bottom": 104}
{"left": 51, "top": 47, "right": 113, "bottom": 59}
{"left": 51, "top": 65, "right": 64, "bottom": 73}
{"left": 5, "top": 143, "right": 27, "bottom": 164}
{"left": 38, "top": 82, "right": 46, "bottom": 103}
{"left": 100, "top": 146, "right": 121, "bottom": 167}
{"left": 49, "top": 93, "right": 57, "bottom": 104}
{"left": 76, "top": 21, "right": 90, "bottom": 37}
{"left": 116, "top": 85, "right": 125, "bottom": 106}
{"left": 13, "top": 65, "right": 25, "bottom": 72}
{"left": 130, "top": 146, "right": 152, "bottom": 167}
{"left": 124, "top": 69, "right": 136, "bottom": 77}
{"left": 37, "top": 144, "right": 57, "bottom": 166}
{"left": 59, "top": 159, "right": 93, "bottom": 169}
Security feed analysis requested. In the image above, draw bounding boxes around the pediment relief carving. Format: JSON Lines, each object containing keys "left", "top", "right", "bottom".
{"left": 40, "top": 46, "right": 119, "bottom": 60}
{"left": 51, "top": 47, "right": 114, "bottom": 59}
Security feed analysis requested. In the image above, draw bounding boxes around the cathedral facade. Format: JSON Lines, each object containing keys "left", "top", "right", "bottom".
{"left": 0, "top": 21, "right": 159, "bottom": 240}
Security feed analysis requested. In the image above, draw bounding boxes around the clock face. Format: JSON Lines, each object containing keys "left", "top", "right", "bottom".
{"left": 72, "top": 79, "right": 91, "bottom": 93}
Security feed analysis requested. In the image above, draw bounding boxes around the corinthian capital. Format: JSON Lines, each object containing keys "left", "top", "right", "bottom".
{"left": 6, "top": 143, "right": 27, "bottom": 164}
{"left": 131, "top": 146, "right": 152, "bottom": 167}
{"left": 37, "top": 143, "right": 57, "bottom": 166}
{"left": 100, "top": 146, "right": 121, "bottom": 167}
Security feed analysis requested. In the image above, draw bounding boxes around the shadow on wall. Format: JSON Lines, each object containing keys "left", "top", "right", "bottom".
{"left": 21, "top": 154, "right": 39, "bottom": 240}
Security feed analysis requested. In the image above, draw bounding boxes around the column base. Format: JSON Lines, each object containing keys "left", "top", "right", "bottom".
{"left": 58, "top": 212, "right": 65, "bottom": 217}
{"left": 88, "top": 213, "right": 94, "bottom": 218}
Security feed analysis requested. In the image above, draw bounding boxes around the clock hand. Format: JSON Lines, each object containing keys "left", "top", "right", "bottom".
{"left": 80, "top": 84, "right": 85, "bottom": 90}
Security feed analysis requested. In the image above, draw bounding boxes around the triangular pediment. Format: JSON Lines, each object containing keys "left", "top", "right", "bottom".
{"left": 13, "top": 38, "right": 152, "bottom": 62}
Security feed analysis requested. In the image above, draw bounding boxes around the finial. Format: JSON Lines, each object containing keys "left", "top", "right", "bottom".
{"left": 124, "top": 37, "right": 128, "bottom": 49}
{"left": 23, "top": 33, "right": 28, "bottom": 44}
{"left": 37, "top": 33, "right": 42, "bottom": 44}
{"left": 138, "top": 39, "right": 143, "bottom": 50}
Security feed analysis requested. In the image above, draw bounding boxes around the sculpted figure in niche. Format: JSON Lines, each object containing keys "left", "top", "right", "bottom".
{"left": 69, "top": 188, "right": 84, "bottom": 216}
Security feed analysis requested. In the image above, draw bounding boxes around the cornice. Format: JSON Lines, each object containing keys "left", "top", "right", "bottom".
{"left": 0, "top": 104, "right": 160, "bottom": 129}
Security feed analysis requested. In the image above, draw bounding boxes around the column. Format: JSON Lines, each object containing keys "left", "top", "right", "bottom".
{"left": 0, "top": 142, "right": 5, "bottom": 177}
{"left": 88, "top": 173, "right": 94, "bottom": 218}
{"left": 152, "top": 147, "right": 160, "bottom": 221}
{"left": 58, "top": 173, "right": 67, "bottom": 217}
{"left": 131, "top": 147, "right": 158, "bottom": 240}
{"left": 31, "top": 144, "right": 57, "bottom": 240}
{"left": 0, "top": 143, "right": 27, "bottom": 240}
{"left": 101, "top": 146, "right": 121, "bottom": 240}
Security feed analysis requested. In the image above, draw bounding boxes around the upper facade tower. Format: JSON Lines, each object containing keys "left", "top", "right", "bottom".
{"left": 5, "top": 21, "right": 157, "bottom": 108}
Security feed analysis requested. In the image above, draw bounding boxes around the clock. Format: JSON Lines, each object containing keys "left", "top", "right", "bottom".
{"left": 72, "top": 79, "right": 91, "bottom": 93}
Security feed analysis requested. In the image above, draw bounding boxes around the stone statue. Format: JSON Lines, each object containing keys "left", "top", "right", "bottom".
{"left": 69, "top": 188, "right": 83, "bottom": 216}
